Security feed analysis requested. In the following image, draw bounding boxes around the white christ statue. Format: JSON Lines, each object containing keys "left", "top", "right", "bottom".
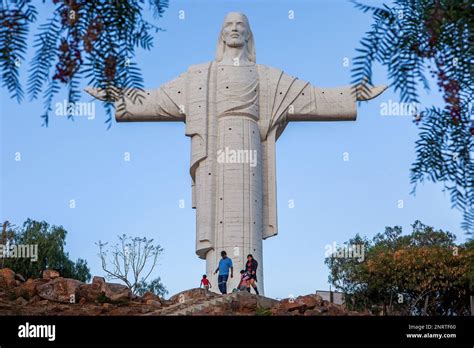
{"left": 86, "top": 12, "right": 386, "bottom": 295}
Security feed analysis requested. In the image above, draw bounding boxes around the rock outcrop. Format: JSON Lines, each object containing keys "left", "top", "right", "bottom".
{"left": 36, "top": 277, "right": 83, "bottom": 303}
{"left": 0, "top": 268, "right": 366, "bottom": 316}
{"left": 0, "top": 268, "right": 17, "bottom": 287}
{"left": 42, "top": 269, "right": 60, "bottom": 280}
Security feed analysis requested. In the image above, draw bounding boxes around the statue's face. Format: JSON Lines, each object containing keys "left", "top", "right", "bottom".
{"left": 222, "top": 13, "right": 249, "bottom": 49}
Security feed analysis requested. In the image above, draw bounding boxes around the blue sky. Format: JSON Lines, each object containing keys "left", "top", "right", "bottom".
{"left": 0, "top": 0, "right": 466, "bottom": 299}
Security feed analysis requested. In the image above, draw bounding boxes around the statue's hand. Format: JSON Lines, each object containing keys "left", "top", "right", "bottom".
{"left": 356, "top": 85, "right": 388, "bottom": 101}
{"left": 84, "top": 86, "right": 121, "bottom": 102}
{"left": 353, "top": 78, "right": 388, "bottom": 101}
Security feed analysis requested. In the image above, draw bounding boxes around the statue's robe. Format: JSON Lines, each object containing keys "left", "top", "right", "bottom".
{"left": 116, "top": 61, "right": 357, "bottom": 292}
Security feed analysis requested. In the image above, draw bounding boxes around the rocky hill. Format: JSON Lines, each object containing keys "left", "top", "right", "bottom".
{"left": 0, "top": 268, "right": 366, "bottom": 316}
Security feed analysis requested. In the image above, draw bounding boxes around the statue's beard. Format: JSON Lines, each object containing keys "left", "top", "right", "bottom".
{"left": 226, "top": 38, "right": 245, "bottom": 48}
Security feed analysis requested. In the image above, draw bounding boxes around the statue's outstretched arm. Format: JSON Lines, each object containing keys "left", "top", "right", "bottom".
{"left": 287, "top": 83, "right": 387, "bottom": 122}
{"left": 84, "top": 74, "right": 187, "bottom": 122}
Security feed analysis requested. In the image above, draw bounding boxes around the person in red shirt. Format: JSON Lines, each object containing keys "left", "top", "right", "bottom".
{"left": 200, "top": 274, "right": 212, "bottom": 291}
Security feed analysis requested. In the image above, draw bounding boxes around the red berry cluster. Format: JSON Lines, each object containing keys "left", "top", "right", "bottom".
{"left": 2, "top": 10, "right": 23, "bottom": 30}
{"left": 410, "top": 2, "right": 469, "bottom": 133}
{"left": 435, "top": 63, "right": 462, "bottom": 125}
{"left": 83, "top": 19, "right": 103, "bottom": 53}
{"left": 104, "top": 55, "right": 117, "bottom": 82}
{"left": 412, "top": 3, "right": 444, "bottom": 59}
{"left": 52, "top": 1, "right": 84, "bottom": 84}
{"left": 55, "top": 0, "right": 82, "bottom": 26}
{"left": 53, "top": 38, "right": 83, "bottom": 83}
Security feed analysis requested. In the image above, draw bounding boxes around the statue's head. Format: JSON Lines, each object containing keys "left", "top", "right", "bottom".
{"left": 216, "top": 12, "right": 256, "bottom": 63}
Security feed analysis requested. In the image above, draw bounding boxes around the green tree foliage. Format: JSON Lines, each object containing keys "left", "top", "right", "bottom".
{"left": 0, "top": 0, "right": 36, "bottom": 102}
{"left": 325, "top": 221, "right": 472, "bottom": 315}
{"left": 0, "top": 0, "right": 168, "bottom": 125}
{"left": 1, "top": 219, "right": 91, "bottom": 282}
{"left": 135, "top": 277, "right": 168, "bottom": 297}
{"left": 351, "top": 1, "right": 473, "bottom": 233}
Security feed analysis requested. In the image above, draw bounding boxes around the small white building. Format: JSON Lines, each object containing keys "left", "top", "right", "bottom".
{"left": 315, "top": 290, "right": 345, "bottom": 306}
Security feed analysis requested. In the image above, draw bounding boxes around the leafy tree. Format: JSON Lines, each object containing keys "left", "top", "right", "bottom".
{"left": 135, "top": 277, "right": 168, "bottom": 297}
{"left": 1, "top": 219, "right": 91, "bottom": 282}
{"left": 0, "top": 0, "right": 168, "bottom": 125}
{"left": 96, "top": 234, "right": 165, "bottom": 295}
{"left": 325, "top": 220, "right": 472, "bottom": 315}
{"left": 351, "top": 1, "right": 473, "bottom": 233}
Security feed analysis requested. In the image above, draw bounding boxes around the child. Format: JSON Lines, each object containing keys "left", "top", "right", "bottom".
{"left": 237, "top": 270, "right": 251, "bottom": 292}
{"left": 200, "top": 274, "right": 211, "bottom": 291}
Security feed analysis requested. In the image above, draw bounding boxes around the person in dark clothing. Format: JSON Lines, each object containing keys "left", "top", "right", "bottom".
{"left": 244, "top": 254, "right": 259, "bottom": 295}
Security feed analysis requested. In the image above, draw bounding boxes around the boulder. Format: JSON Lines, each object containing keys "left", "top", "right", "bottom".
{"left": 28, "top": 295, "right": 41, "bottom": 304}
{"left": 255, "top": 294, "right": 279, "bottom": 309}
{"left": 141, "top": 306, "right": 154, "bottom": 314}
{"left": 198, "top": 306, "right": 214, "bottom": 315}
{"left": 270, "top": 307, "right": 288, "bottom": 316}
{"left": 279, "top": 298, "right": 305, "bottom": 312}
{"left": 169, "top": 288, "right": 216, "bottom": 304}
{"left": 16, "top": 278, "right": 49, "bottom": 298}
{"left": 277, "top": 294, "right": 324, "bottom": 314}
{"left": 42, "top": 269, "right": 60, "bottom": 280}
{"left": 231, "top": 295, "right": 257, "bottom": 312}
{"left": 142, "top": 291, "right": 160, "bottom": 302}
{"left": 325, "top": 302, "right": 346, "bottom": 315}
{"left": 103, "top": 283, "right": 131, "bottom": 302}
{"left": 145, "top": 299, "right": 162, "bottom": 309}
{"left": 14, "top": 296, "right": 28, "bottom": 305}
{"left": 37, "top": 277, "right": 83, "bottom": 303}
{"left": 38, "top": 299, "right": 49, "bottom": 306}
{"left": 0, "top": 268, "right": 16, "bottom": 287}
{"left": 92, "top": 276, "right": 106, "bottom": 285}
{"left": 77, "top": 282, "right": 102, "bottom": 303}
{"left": 303, "top": 308, "right": 324, "bottom": 316}
{"left": 296, "top": 294, "right": 322, "bottom": 309}
{"left": 78, "top": 276, "right": 131, "bottom": 303}
{"left": 197, "top": 302, "right": 229, "bottom": 315}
